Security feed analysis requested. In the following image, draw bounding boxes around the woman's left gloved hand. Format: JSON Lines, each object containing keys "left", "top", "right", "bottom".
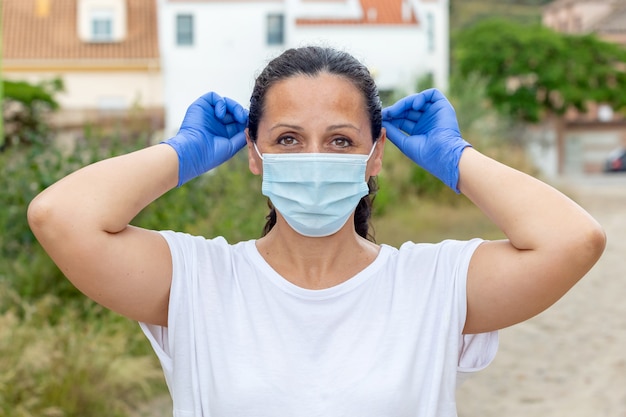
{"left": 382, "top": 89, "right": 471, "bottom": 193}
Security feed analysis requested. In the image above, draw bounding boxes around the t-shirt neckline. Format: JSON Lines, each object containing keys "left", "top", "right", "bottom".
{"left": 244, "top": 240, "right": 394, "bottom": 300}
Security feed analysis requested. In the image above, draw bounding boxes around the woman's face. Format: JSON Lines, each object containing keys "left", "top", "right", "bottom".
{"left": 247, "top": 72, "right": 385, "bottom": 176}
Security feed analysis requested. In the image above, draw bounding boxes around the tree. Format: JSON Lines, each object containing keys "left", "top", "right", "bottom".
{"left": 2, "top": 78, "right": 63, "bottom": 150}
{"left": 453, "top": 18, "right": 626, "bottom": 123}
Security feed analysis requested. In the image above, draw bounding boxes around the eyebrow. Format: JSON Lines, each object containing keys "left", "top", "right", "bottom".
{"left": 269, "top": 123, "right": 361, "bottom": 132}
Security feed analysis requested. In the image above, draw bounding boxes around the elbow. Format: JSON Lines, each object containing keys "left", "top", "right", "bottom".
{"left": 573, "top": 218, "right": 606, "bottom": 275}
{"left": 27, "top": 194, "right": 50, "bottom": 236}
{"left": 27, "top": 193, "right": 65, "bottom": 243}
{"left": 586, "top": 220, "right": 607, "bottom": 265}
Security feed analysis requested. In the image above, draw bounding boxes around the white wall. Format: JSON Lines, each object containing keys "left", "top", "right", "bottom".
{"left": 158, "top": 1, "right": 285, "bottom": 135}
{"left": 291, "top": 27, "right": 427, "bottom": 94}
{"left": 415, "top": 0, "right": 449, "bottom": 92}
{"left": 158, "top": 0, "right": 449, "bottom": 136}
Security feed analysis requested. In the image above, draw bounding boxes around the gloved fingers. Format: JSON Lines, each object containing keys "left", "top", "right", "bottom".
{"left": 197, "top": 91, "right": 227, "bottom": 119}
{"left": 229, "top": 130, "right": 247, "bottom": 153}
{"left": 223, "top": 97, "right": 249, "bottom": 125}
{"left": 382, "top": 122, "right": 409, "bottom": 149}
{"left": 418, "top": 88, "right": 444, "bottom": 104}
{"left": 218, "top": 116, "right": 247, "bottom": 136}
{"left": 384, "top": 109, "right": 430, "bottom": 137}
{"left": 212, "top": 131, "right": 247, "bottom": 163}
{"left": 382, "top": 91, "right": 433, "bottom": 120}
{"left": 222, "top": 121, "right": 247, "bottom": 142}
{"left": 383, "top": 122, "right": 429, "bottom": 165}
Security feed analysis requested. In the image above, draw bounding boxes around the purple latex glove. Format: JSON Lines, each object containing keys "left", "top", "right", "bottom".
{"left": 382, "top": 89, "right": 471, "bottom": 193}
{"left": 163, "top": 92, "right": 248, "bottom": 187}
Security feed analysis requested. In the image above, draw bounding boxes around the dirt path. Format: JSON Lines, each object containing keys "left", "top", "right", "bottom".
{"left": 457, "top": 174, "right": 626, "bottom": 417}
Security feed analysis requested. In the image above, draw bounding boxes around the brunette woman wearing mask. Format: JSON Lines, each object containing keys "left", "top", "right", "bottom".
{"left": 28, "top": 46, "right": 605, "bottom": 417}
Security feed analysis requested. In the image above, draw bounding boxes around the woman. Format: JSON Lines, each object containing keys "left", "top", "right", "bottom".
{"left": 28, "top": 46, "right": 605, "bottom": 416}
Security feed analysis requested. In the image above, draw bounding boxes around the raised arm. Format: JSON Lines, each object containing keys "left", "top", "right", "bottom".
{"left": 458, "top": 148, "right": 604, "bottom": 333}
{"left": 383, "top": 89, "right": 605, "bottom": 334}
{"left": 27, "top": 92, "right": 248, "bottom": 326}
{"left": 28, "top": 145, "right": 178, "bottom": 326}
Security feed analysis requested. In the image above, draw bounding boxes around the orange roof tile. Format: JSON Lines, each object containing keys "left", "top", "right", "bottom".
{"left": 1, "top": 0, "right": 159, "bottom": 62}
{"left": 296, "top": 0, "right": 419, "bottom": 26}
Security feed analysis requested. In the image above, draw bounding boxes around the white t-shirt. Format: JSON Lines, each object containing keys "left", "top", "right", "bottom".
{"left": 140, "top": 231, "right": 498, "bottom": 417}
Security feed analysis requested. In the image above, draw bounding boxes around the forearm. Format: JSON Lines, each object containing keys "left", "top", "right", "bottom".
{"left": 28, "top": 144, "right": 179, "bottom": 237}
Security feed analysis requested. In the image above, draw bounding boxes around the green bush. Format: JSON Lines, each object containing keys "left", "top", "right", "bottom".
{"left": 134, "top": 151, "right": 267, "bottom": 242}
{"left": 0, "top": 137, "right": 269, "bottom": 304}
{"left": 0, "top": 137, "right": 140, "bottom": 302}
{"left": 2, "top": 79, "right": 63, "bottom": 148}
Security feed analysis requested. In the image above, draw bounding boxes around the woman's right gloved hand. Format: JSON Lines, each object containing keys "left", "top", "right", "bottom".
{"left": 162, "top": 92, "right": 249, "bottom": 187}
{"left": 382, "top": 89, "right": 471, "bottom": 193}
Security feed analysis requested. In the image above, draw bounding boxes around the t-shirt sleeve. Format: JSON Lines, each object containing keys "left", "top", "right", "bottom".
{"left": 138, "top": 230, "right": 207, "bottom": 379}
{"left": 451, "top": 239, "right": 499, "bottom": 383}
{"left": 138, "top": 231, "right": 180, "bottom": 373}
{"left": 398, "top": 238, "right": 498, "bottom": 384}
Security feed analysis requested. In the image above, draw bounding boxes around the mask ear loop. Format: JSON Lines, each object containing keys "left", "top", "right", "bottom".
{"left": 253, "top": 142, "right": 264, "bottom": 160}
{"left": 366, "top": 140, "right": 378, "bottom": 162}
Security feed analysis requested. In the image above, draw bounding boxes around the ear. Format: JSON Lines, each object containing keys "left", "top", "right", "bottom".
{"left": 246, "top": 129, "right": 262, "bottom": 175}
{"left": 367, "top": 128, "right": 386, "bottom": 177}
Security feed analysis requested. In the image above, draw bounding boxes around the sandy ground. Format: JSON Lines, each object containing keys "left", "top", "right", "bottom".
{"left": 457, "top": 173, "right": 626, "bottom": 417}
{"left": 133, "top": 174, "right": 626, "bottom": 417}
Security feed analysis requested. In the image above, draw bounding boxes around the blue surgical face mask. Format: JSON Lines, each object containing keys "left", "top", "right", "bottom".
{"left": 254, "top": 143, "right": 377, "bottom": 237}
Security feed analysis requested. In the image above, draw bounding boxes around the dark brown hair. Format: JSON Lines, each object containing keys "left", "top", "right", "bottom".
{"left": 249, "top": 46, "right": 382, "bottom": 241}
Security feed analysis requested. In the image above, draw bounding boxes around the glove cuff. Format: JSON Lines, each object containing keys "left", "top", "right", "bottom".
{"left": 448, "top": 142, "right": 472, "bottom": 194}
{"left": 161, "top": 135, "right": 200, "bottom": 187}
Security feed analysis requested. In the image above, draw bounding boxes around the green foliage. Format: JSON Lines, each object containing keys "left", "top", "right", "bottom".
{"left": 454, "top": 18, "right": 626, "bottom": 122}
{"left": 0, "top": 137, "right": 145, "bottom": 302}
{"left": 0, "top": 136, "right": 268, "bottom": 304}
{"left": 134, "top": 152, "right": 267, "bottom": 242}
{"left": 2, "top": 78, "right": 64, "bottom": 148}
{"left": 0, "top": 284, "right": 164, "bottom": 417}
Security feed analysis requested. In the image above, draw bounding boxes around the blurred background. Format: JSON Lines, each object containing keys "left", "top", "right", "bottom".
{"left": 1, "top": 0, "right": 625, "bottom": 416}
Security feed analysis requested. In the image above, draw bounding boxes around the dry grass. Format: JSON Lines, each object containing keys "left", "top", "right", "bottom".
{"left": 0, "top": 288, "right": 166, "bottom": 417}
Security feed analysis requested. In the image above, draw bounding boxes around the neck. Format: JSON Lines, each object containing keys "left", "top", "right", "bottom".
{"left": 255, "top": 219, "right": 379, "bottom": 289}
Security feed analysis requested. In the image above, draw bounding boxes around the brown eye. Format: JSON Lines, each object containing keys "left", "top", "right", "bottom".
{"left": 331, "top": 137, "right": 352, "bottom": 148}
{"left": 277, "top": 136, "right": 298, "bottom": 146}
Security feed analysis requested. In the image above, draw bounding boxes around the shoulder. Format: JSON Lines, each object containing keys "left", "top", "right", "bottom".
{"left": 159, "top": 230, "right": 249, "bottom": 255}
{"left": 159, "top": 231, "right": 256, "bottom": 273}
{"left": 392, "top": 238, "right": 484, "bottom": 267}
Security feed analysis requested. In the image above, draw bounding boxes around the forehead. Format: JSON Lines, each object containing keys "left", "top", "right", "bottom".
{"left": 262, "top": 73, "right": 369, "bottom": 121}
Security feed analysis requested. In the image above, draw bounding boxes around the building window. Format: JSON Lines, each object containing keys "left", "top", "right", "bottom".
{"left": 176, "top": 14, "right": 194, "bottom": 46}
{"left": 426, "top": 12, "right": 435, "bottom": 53}
{"left": 90, "top": 9, "right": 114, "bottom": 42}
{"left": 77, "top": 0, "right": 126, "bottom": 43}
{"left": 267, "top": 14, "right": 284, "bottom": 45}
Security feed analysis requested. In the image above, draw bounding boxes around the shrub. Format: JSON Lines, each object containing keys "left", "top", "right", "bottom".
{"left": 0, "top": 137, "right": 268, "bottom": 304}
{"left": 2, "top": 79, "right": 63, "bottom": 149}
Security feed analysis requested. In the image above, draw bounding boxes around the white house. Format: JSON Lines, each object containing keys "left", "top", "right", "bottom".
{"left": 157, "top": 0, "right": 450, "bottom": 136}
